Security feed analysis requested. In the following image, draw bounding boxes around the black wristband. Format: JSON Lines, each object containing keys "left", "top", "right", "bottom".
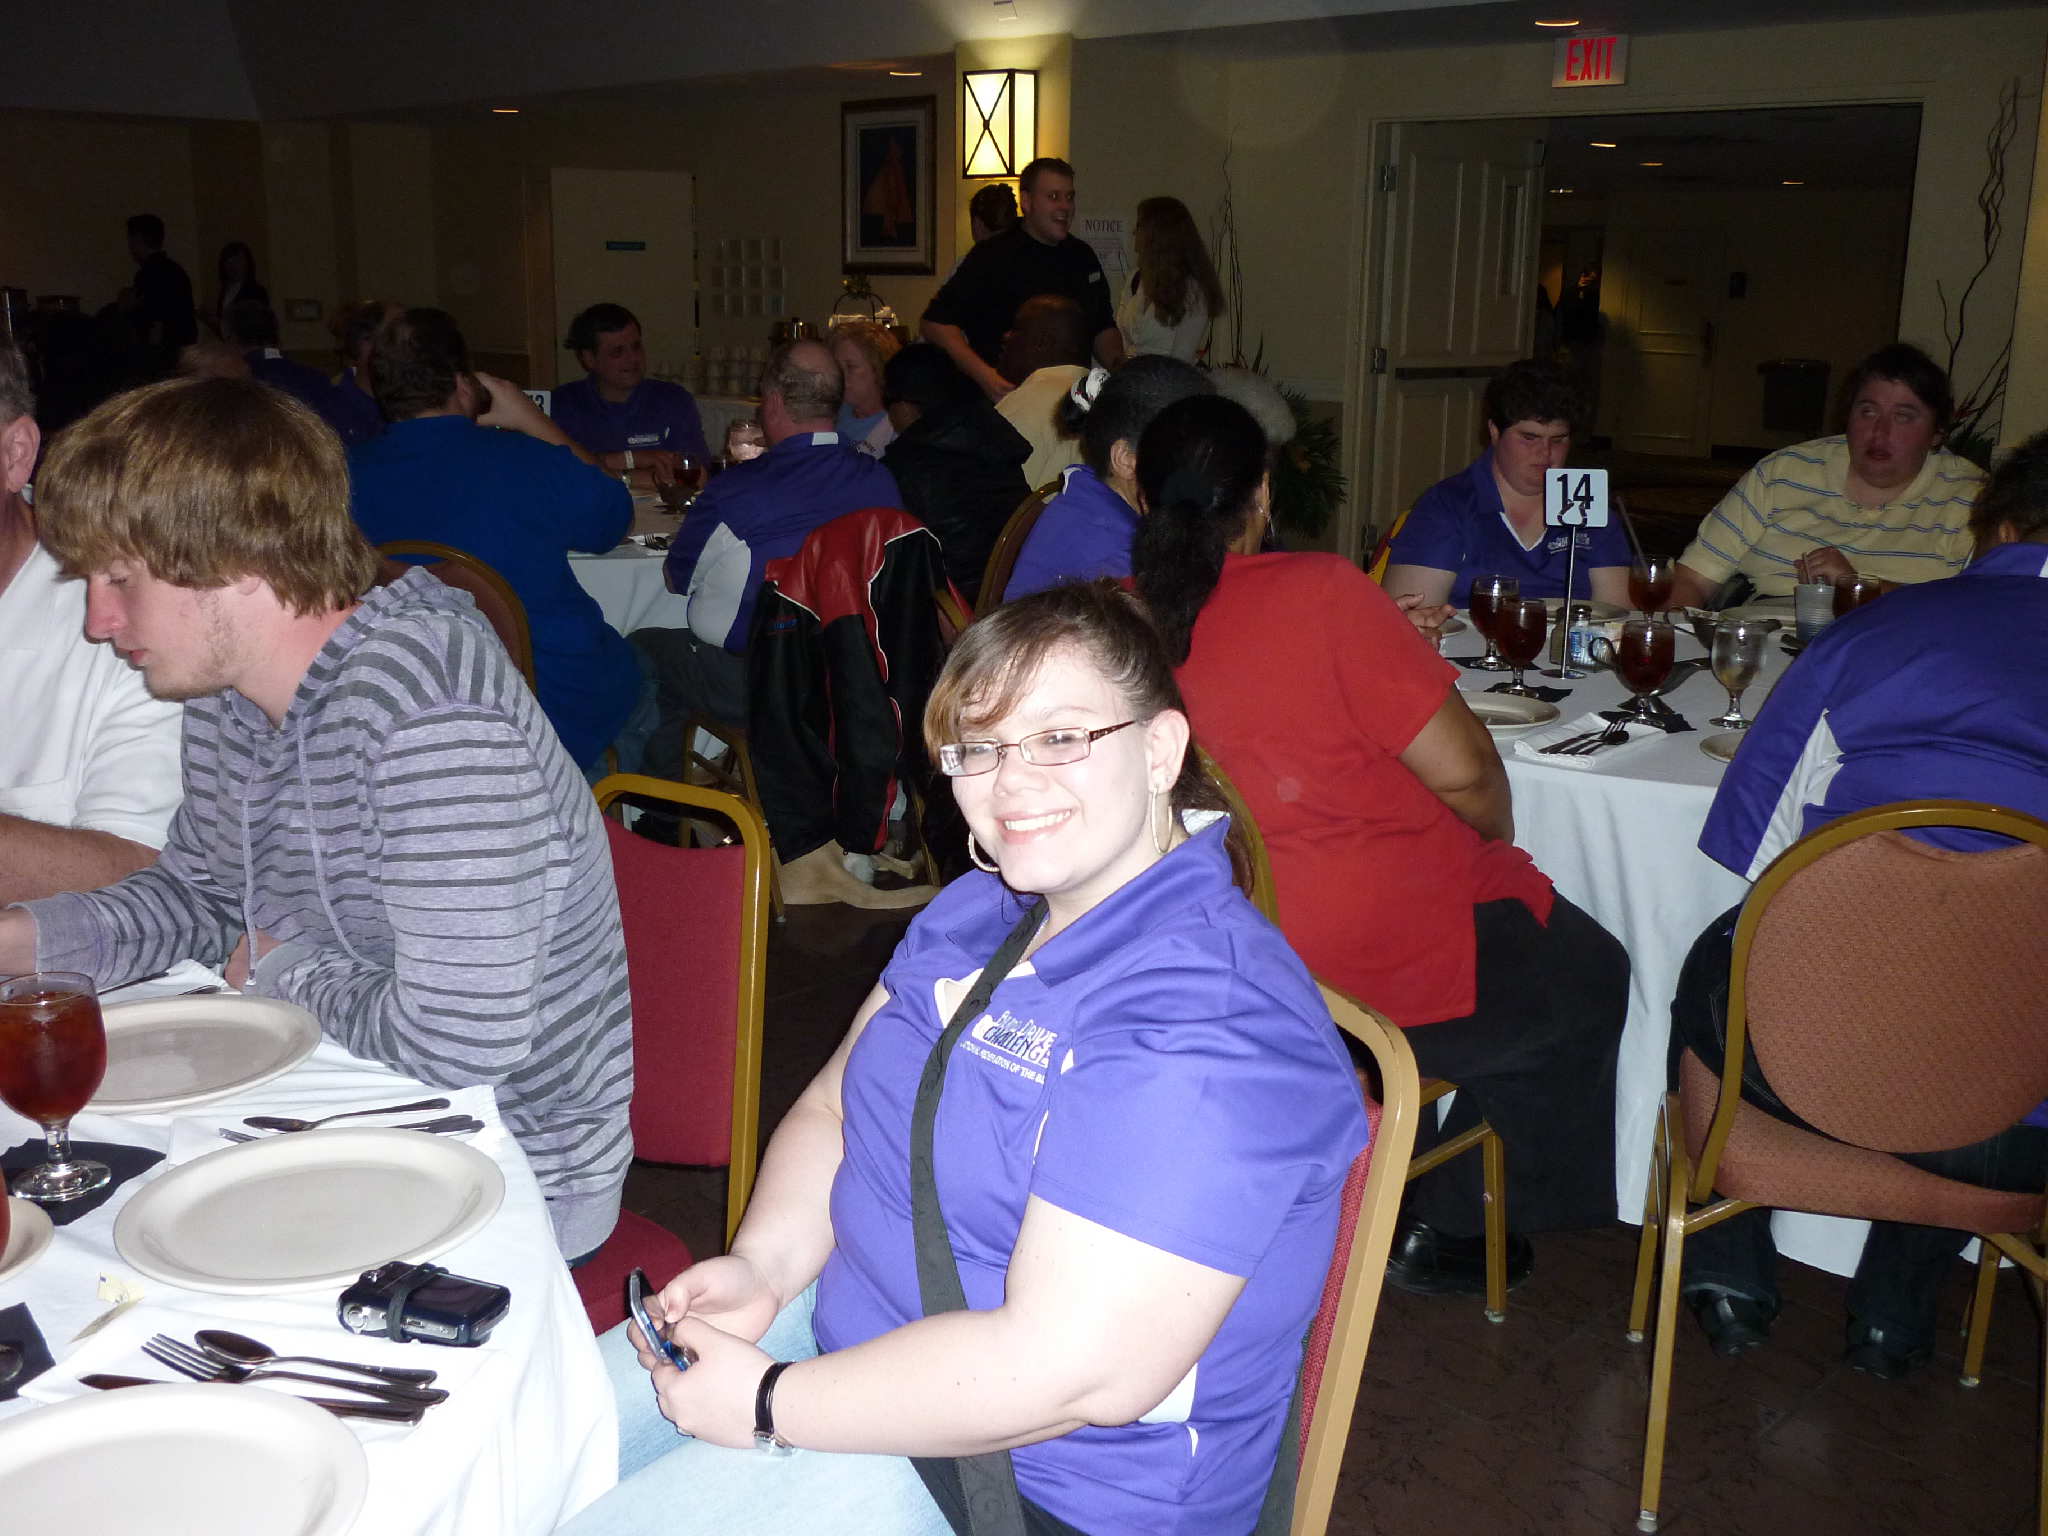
{"left": 754, "top": 1359, "right": 795, "bottom": 1454}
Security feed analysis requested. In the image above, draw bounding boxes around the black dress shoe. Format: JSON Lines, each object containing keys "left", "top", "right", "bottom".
{"left": 1384, "top": 1220, "right": 1534, "bottom": 1297}
{"left": 1688, "top": 1292, "right": 1774, "bottom": 1357}
{"left": 1845, "top": 1322, "right": 1933, "bottom": 1381}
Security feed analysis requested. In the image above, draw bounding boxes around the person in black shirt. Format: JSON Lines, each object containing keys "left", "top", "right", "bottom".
{"left": 122, "top": 213, "right": 198, "bottom": 379}
{"left": 921, "top": 157, "right": 1123, "bottom": 402}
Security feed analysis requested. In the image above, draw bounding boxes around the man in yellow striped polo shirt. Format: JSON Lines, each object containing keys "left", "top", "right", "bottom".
{"left": 1667, "top": 344, "right": 1985, "bottom": 609}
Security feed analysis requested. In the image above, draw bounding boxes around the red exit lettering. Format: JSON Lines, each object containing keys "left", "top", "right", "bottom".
{"left": 1553, "top": 33, "right": 1627, "bottom": 89}
{"left": 1567, "top": 36, "right": 1613, "bottom": 81}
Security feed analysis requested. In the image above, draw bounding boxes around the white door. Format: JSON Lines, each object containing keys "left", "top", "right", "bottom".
{"left": 1363, "top": 119, "right": 1546, "bottom": 556}
{"left": 1606, "top": 227, "right": 1722, "bottom": 457}
{"left": 548, "top": 168, "right": 695, "bottom": 387}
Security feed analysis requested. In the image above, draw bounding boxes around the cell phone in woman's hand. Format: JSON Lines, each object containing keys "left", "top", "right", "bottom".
{"left": 627, "top": 1267, "right": 694, "bottom": 1371}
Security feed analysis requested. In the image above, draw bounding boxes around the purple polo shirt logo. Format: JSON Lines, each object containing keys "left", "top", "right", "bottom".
{"left": 966, "top": 1009, "right": 1058, "bottom": 1084}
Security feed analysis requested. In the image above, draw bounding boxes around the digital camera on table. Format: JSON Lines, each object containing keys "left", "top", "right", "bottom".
{"left": 337, "top": 1261, "right": 510, "bottom": 1347}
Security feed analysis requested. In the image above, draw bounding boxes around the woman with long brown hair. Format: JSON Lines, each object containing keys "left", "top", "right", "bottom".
{"left": 1116, "top": 196, "right": 1224, "bottom": 364}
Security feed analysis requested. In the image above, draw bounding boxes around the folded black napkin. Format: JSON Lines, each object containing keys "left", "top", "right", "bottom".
{"left": 1487, "top": 681, "right": 1574, "bottom": 704}
{"left": 0, "top": 1139, "right": 164, "bottom": 1227}
{"left": 0, "top": 1303, "right": 54, "bottom": 1400}
{"left": 1599, "top": 706, "right": 1695, "bottom": 736}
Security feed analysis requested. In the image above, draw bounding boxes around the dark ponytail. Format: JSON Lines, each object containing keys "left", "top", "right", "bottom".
{"left": 1055, "top": 355, "right": 1212, "bottom": 477}
{"left": 1130, "top": 394, "right": 1269, "bottom": 664}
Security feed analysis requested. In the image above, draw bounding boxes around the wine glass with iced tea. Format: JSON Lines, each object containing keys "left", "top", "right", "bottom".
{"left": 1832, "top": 574, "right": 1883, "bottom": 617}
{"left": 1493, "top": 598, "right": 1549, "bottom": 697}
{"left": 1628, "top": 556, "right": 1675, "bottom": 617}
{"left": 1468, "top": 575, "right": 1520, "bottom": 672}
{"left": 0, "top": 972, "right": 111, "bottom": 1202}
{"left": 1601, "top": 617, "right": 1676, "bottom": 724}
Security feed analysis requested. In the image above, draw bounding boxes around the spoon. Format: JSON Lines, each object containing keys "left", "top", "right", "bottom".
{"left": 243, "top": 1097, "right": 451, "bottom": 1132}
{"left": 194, "top": 1328, "right": 440, "bottom": 1386}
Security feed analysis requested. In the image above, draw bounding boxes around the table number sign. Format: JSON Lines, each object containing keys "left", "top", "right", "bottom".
{"left": 1545, "top": 468, "right": 1610, "bottom": 528}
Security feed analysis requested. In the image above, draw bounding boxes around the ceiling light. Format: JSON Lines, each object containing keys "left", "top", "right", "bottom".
{"left": 993, "top": 0, "right": 1020, "bottom": 20}
{"left": 1549, "top": 186, "right": 1575, "bottom": 195}
{"left": 491, "top": 107, "right": 519, "bottom": 115}
{"left": 1589, "top": 140, "right": 1617, "bottom": 149}
{"left": 1781, "top": 179, "right": 1805, "bottom": 186}
{"left": 1639, "top": 160, "right": 1663, "bottom": 167}
{"left": 1534, "top": 17, "right": 1581, "bottom": 26}
{"left": 888, "top": 70, "right": 923, "bottom": 77}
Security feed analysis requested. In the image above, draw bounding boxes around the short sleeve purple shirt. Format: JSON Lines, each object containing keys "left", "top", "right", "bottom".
{"left": 549, "top": 375, "right": 708, "bottom": 460}
{"left": 814, "top": 822, "right": 1369, "bottom": 1534}
{"left": 1390, "top": 451, "right": 1632, "bottom": 605}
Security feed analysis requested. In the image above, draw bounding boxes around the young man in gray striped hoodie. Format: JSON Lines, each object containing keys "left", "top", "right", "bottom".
{"left": 0, "top": 375, "right": 632, "bottom": 1260}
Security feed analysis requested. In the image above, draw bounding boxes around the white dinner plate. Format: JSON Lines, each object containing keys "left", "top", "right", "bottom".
{"left": 0, "top": 1383, "right": 366, "bottom": 1535}
{"left": 114, "top": 1128, "right": 504, "bottom": 1294}
{"left": 1467, "top": 694, "right": 1562, "bottom": 732}
{"left": 0, "top": 1196, "right": 54, "bottom": 1284}
{"left": 1712, "top": 602, "right": 1793, "bottom": 625}
{"left": 1700, "top": 731, "right": 1747, "bottom": 763}
{"left": 1539, "top": 597, "right": 1628, "bottom": 623}
{"left": 89, "top": 995, "right": 322, "bottom": 1114}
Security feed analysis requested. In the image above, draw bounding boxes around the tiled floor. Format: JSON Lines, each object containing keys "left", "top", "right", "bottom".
{"left": 625, "top": 903, "right": 2043, "bottom": 1536}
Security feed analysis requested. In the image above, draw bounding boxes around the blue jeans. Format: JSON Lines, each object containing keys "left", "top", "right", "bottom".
{"left": 555, "top": 1283, "right": 954, "bottom": 1536}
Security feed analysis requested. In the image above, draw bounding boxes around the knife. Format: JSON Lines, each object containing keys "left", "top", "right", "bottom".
{"left": 80, "top": 1373, "right": 429, "bottom": 1423}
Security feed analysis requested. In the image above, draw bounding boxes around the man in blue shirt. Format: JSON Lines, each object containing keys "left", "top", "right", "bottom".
{"left": 347, "top": 307, "right": 640, "bottom": 772}
{"left": 1384, "top": 358, "right": 1633, "bottom": 616}
{"left": 634, "top": 339, "right": 901, "bottom": 776}
{"left": 1674, "top": 428, "right": 2048, "bottom": 1379}
{"left": 326, "top": 298, "right": 399, "bottom": 448}
{"left": 551, "top": 303, "right": 708, "bottom": 477}
{"left": 224, "top": 301, "right": 339, "bottom": 424}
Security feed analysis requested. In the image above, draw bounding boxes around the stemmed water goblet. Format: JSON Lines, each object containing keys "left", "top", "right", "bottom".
{"left": 1710, "top": 616, "right": 1767, "bottom": 728}
{"left": 0, "top": 971, "right": 111, "bottom": 1202}
{"left": 1493, "top": 598, "right": 1549, "bottom": 698}
{"left": 1628, "top": 555, "right": 1674, "bottom": 617}
{"left": 1468, "top": 574, "right": 1520, "bottom": 672}
{"left": 1591, "top": 617, "right": 1676, "bottom": 725}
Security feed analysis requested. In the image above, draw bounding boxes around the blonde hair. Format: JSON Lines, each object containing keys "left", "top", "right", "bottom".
{"left": 36, "top": 376, "right": 378, "bottom": 615}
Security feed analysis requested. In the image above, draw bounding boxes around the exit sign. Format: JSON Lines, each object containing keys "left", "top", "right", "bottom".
{"left": 1553, "top": 33, "right": 1628, "bottom": 88}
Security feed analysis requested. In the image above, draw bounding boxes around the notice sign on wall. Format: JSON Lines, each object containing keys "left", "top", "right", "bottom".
{"left": 1552, "top": 33, "right": 1628, "bottom": 88}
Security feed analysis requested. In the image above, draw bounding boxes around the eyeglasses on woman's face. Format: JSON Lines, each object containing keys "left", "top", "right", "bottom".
{"left": 937, "top": 720, "right": 1138, "bottom": 778}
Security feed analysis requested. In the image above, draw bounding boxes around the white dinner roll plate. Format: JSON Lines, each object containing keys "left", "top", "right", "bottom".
{"left": 90, "top": 995, "right": 322, "bottom": 1114}
{"left": 0, "top": 1382, "right": 366, "bottom": 1535}
{"left": 1467, "top": 694, "right": 1562, "bottom": 732}
{"left": 114, "top": 1128, "right": 504, "bottom": 1293}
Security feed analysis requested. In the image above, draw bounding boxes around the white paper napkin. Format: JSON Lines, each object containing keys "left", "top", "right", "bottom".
{"left": 21, "top": 1303, "right": 489, "bottom": 1442}
{"left": 164, "top": 1083, "right": 503, "bottom": 1167}
{"left": 1511, "top": 709, "right": 1666, "bottom": 772}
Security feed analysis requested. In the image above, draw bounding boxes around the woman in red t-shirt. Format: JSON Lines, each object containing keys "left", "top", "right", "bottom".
{"left": 1130, "top": 393, "right": 1628, "bottom": 1298}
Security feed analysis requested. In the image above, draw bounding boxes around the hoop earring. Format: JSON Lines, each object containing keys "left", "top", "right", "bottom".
{"left": 1152, "top": 792, "right": 1174, "bottom": 857}
{"left": 969, "top": 837, "right": 1000, "bottom": 875}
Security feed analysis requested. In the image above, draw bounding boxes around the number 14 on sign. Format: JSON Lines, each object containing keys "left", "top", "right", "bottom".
{"left": 1545, "top": 468, "right": 1610, "bottom": 527}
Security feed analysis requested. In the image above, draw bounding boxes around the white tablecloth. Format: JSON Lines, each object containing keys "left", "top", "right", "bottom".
{"left": 0, "top": 967, "right": 618, "bottom": 1535}
{"left": 1450, "top": 627, "right": 1870, "bottom": 1276}
{"left": 572, "top": 544, "right": 688, "bottom": 636}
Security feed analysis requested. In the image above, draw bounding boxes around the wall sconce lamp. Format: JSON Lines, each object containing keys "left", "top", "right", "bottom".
{"left": 962, "top": 69, "right": 1037, "bottom": 179}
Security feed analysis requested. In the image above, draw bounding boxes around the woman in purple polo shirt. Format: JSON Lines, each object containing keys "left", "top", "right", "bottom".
{"left": 563, "top": 582, "right": 1368, "bottom": 1536}
{"left": 1003, "top": 356, "right": 1211, "bottom": 601}
{"left": 1383, "top": 357, "right": 1632, "bottom": 617}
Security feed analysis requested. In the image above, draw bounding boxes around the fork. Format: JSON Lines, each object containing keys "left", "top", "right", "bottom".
{"left": 219, "top": 1114, "right": 483, "bottom": 1144}
{"left": 1564, "top": 720, "right": 1632, "bottom": 755}
{"left": 141, "top": 1335, "right": 449, "bottom": 1404}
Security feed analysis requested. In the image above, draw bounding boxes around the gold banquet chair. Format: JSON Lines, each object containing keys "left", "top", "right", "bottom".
{"left": 375, "top": 540, "right": 536, "bottom": 691}
{"left": 975, "top": 480, "right": 1060, "bottom": 611}
{"left": 1292, "top": 983, "right": 1421, "bottom": 1536}
{"left": 1626, "top": 800, "right": 2048, "bottom": 1534}
{"left": 1204, "top": 749, "right": 1511, "bottom": 1323}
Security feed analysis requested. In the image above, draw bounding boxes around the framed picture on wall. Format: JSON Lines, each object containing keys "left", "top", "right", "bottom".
{"left": 842, "top": 96, "right": 936, "bottom": 275}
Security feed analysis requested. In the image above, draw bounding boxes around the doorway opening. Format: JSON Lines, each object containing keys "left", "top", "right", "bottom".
{"left": 1361, "top": 103, "right": 1922, "bottom": 561}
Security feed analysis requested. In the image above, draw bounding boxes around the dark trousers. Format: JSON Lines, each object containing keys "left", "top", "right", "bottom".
{"left": 1401, "top": 896, "right": 1629, "bottom": 1238}
{"left": 1672, "top": 904, "right": 2048, "bottom": 1348}
{"left": 628, "top": 627, "right": 748, "bottom": 781}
